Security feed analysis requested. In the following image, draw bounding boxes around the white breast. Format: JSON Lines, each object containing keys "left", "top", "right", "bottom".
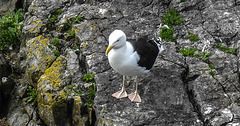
{"left": 107, "top": 42, "right": 149, "bottom": 76}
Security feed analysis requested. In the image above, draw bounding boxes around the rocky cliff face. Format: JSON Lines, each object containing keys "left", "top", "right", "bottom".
{"left": 1, "top": 0, "right": 240, "bottom": 126}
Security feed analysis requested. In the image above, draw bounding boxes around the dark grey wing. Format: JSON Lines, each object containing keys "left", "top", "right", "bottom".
{"left": 128, "top": 37, "right": 159, "bottom": 70}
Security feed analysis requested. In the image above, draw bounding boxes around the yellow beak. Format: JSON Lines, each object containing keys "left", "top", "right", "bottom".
{"left": 106, "top": 45, "right": 114, "bottom": 56}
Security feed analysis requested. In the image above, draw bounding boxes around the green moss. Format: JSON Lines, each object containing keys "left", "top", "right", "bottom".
{"left": 74, "top": 89, "right": 85, "bottom": 97}
{"left": 21, "top": 109, "right": 27, "bottom": 114}
{"left": 179, "top": 48, "right": 199, "bottom": 57}
{"left": 160, "top": 27, "right": 175, "bottom": 42}
{"left": 86, "top": 84, "right": 96, "bottom": 108}
{"left": 216, "top": 44, "right": 238, "bottom": 55}
{"left": 67, "top": 29, "right": 75, "bottom": 37}
{"left": 208, "top": 63, "right": 215, "bottom": 69}
{"left": 208, "top": 63, "right": 217, "bottom": 79}
{"left": 162, "top": 9, "right": 184, "bottom": 27}
{"left": 48, "top": 9, "right": 64, "bottom": 30}
{"left": 67, "top": 84, "right": 75, "bottom": 90}
{"left": 53, "top": 50, "right": 60, "bottom": 57}
{"left": 71, "top": 14, "right": 83, "bottom": 24}
{"left": 160, "top": 9, "right": 184, "bottom": 42}
{"left": 0, "top": 10, "right": 24, "bottom": 50}
{"left": 185, "top": 32, "right": 199, "bottom": 42}
{"left": 200, "top": 51, "right": 210, "bottom": 61}
{"left": 81, "top": 73, "right": 95, "bottom": 83}
{"left": 209, "top": 70, "right": 215, "bottom": 77}
{"left": 81, "top": 73, "right": 97, "bottom": 108}
{"left": 53, "top": 38, "right": 61, "bottom": 47}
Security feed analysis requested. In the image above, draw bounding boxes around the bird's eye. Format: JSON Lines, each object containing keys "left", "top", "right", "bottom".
{"left": 116, "top": 39, "right": 120, "bottom": 42}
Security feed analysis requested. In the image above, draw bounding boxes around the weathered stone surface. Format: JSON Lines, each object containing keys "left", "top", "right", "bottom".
{"left": 2, "top": 0, "right": 240, "bottom": 126}
{"left": 20, "top": 35, "right": 56, "bottom": 87}
{"left": 6, "top": 99, "right": 29, "bottom": 126}
{"left": 37, "top": 56, "right": 71, "bottom": 125}
{"left": 0, "top": 54, "right": 15, "bottom": 118}
{"left": 0, "top": 0, "right": 18, "bottom": 16}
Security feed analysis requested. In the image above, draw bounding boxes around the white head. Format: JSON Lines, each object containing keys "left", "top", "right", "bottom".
{"left": 106, "top": 30, "right": 126, "bottom": 55}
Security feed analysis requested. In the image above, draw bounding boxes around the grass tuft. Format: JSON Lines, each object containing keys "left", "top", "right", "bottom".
{"left": 27, "top": 86, "right": 37, "bottom": 106}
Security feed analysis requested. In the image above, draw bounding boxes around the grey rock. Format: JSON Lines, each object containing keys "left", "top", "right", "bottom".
{"left": 0, "top": 0, "right": 18, "bottom": 15}
{"left": 3, "top": 0, "right": 240, "bottom": 126}
{"left": 0, "top": 54, "right": 15, "bottom": 118}
{"left": 19, "top": 35, "right": 56, "bottom": 86}
{"left": 6, "top": 99, "right": 29, "bottom": 126}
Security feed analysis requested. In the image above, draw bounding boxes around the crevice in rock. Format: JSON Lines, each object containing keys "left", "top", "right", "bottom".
{"left": 77, "top": 52, "right": 97, "bottom": 125}
{"left": 160, "top": 55, "right": 187, "bottom": 68}
{"left": 220, "top": 112, "right": 234, "bottom": 126}
{"left": 15, "top": 0, "right": 24, "bottom": 10}
{"left": 79, "top": 53, "right": 87, "bottom": 73}
{"left": 181, "top": 66, "right": 206, "bottom": 126}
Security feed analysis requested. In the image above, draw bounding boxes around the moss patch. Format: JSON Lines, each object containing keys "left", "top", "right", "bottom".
{"left": 216, "top": 44, "right": 238, "bottom": 55}
{"left": 160, "top": 27, "right": 175, "bottom": 42}
{"left": 162, "top": 9, "right": 184, "bottom": 27}
{"left": 185, "top": 32, "right": 199, "bottom": 42}
{"left": 160, "top": 9, "right": 184, "bottom": 42}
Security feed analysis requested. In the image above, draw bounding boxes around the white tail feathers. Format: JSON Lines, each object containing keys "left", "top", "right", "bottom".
{"left": 154, "top": 37, "right": 164, "bottom": 54}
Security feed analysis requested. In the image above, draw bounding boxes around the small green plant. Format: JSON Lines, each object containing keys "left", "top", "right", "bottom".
{"left": 200, "top": 52, "right": 210, "bottom": 61}
{"left": 208, "top": 63, "right": 217, "bottom": 79}
{"left": 71, "top": 14, "right": 83, "bottom": 24}
{"left": 81, "top": 73, "right": 97, "bottom": 108}
{"left": 67, "top": 29, "right": 75, "bottom": 37}
{"left": 27, "top": 86, "right": 37, "bottom": 106}
{"left": 180, "top": 48, "right": 199, "bottom": 57}
{"left": 75, "top": 89, "right": 85, "bottom": 97}
{"left": 21, "top": 109, "right": 27, "bottom": 114}
{"left": 160, "top": 9, "right": 184, "bottom": 42}
{"left": 48, "top": 9, "right": 63, "bottom": 24}
{"left": 185, "top": 32, "right": 199, "bottom": 42}
{"left": 216, "top": 44, "right": 238, "bottom": 55}
{"left": 160, "top": 27, "right": 175, "bottom": 42}
{"left": 81, "top": 73, "right": 95, "bottom": 83}
{"left": 208, "top": 63, "right": 215, "bottom": 69}
{"left": 53, "top": 50, "right": 60, "bottom": 57}
{"left": 48, "top": 9, "right": 64, "bottom": 30}
{"left": 67, "top": 84, "right": 75, "bottom": 90}
{"left": 52, "top": 38, "right": 61, "bottom": 47}
{"left": 162, "top": 9, "right": 184, "bottom": 27}
{"left": 0, "top": 10, "right": 24, "bottom": 50}
{"left": 209, "top": 70, "right": 215, "bottom": 77}
{"left": 85, "top": 84, "right": 96, "bottom": 108}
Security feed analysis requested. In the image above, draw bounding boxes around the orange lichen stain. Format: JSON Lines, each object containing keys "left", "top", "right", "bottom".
{"left": 91, "top": 52, "right": 96, "bottom": 56}
{"left": 37, "top": 57, "right": 68, "bottom": 124}
{"left": 28, "top": 19, "right": 42, "bottom": 32}
{"left": 83, "top": 43, "right": 88, "bottom": 49}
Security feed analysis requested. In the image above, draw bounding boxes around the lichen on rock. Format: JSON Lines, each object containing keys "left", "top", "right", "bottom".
{"left": 21, "top": 35, "right": 56, "bottom": 87}
{"left": 37, "top": 56, "right": 70, "bottom": 125}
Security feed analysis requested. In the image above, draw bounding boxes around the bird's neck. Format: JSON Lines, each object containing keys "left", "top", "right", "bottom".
{"left": 108, "top": 44, "right": 128, "bottom": 62}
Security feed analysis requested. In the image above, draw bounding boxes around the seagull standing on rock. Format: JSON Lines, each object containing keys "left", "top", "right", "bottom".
{"left": 105, "top": 30, "right": 164, "bottom": 103}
